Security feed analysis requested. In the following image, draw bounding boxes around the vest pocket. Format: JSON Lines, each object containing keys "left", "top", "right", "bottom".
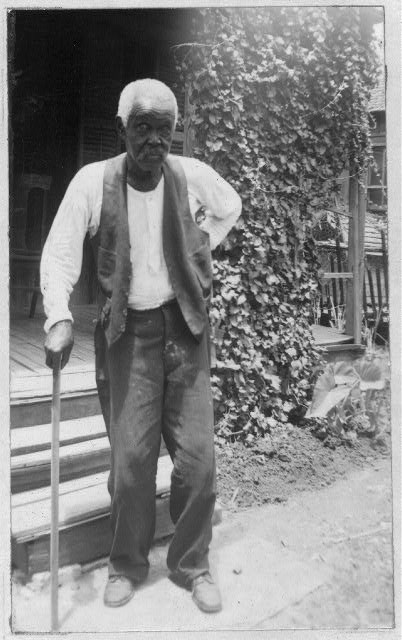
{"left": 189, "top": 238, "right": 213, "bottom": 302}
{"left": 98, "top": 246, "right": 117, "bottom": 294}
{"left": 100, "top": 297, "right": 112, "bottom": 330}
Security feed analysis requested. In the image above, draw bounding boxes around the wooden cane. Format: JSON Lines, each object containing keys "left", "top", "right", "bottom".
{"left": 50, "top": 354, "right": 61, "bottom": 632}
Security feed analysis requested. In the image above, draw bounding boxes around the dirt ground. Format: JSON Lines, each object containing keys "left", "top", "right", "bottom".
{"left": 215, "top": 423, "right": 391, "bottom": 509}
{"left": 213, "top": 424, "right": 395, "bottom": 630}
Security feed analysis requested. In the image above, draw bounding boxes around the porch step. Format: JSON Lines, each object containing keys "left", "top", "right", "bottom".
{"left": 11, "top": 389, "right": 102, "bottom": 428}
{"left": 12, "top": 455, "right": 174, "bottom": 576}
{"left": 10, "top": 365, "right": 97, "bottom": 400}
{"left": 11, "top": 414, "right": 109, "bottom": 493}
{"left": 11, "top": 435, "right": 111, "bottom": 493}
{"left": 323, "top": 343, "right": 366, "bottom": 363}
{"left": 10, "top": 364, "right": 99, "bottom": 429}
{"left": 11, "top": 414, "right": 107, "bottom": 456}
{"left": 10, "top": 370, "right": 102, "bottom": 428}
{"left": 11, "top": 414, "right": 168, "bottom": 493}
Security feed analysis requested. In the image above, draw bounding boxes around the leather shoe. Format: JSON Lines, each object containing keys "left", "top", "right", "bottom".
{"left": 192, "top": 572, "right": 222, "bottom": 613}
{"left": 103, "top": 575, "right": 135, "bottom": 607}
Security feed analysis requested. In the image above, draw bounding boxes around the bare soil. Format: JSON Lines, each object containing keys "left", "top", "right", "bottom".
{"left": 216, "top": 424, "right": 391, "bottom": 510}
{"left": 214, "top": 425, "right": 395, "bottom": 630}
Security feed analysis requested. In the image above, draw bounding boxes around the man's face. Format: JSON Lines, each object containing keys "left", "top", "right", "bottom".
{"left": 118, "top": 97, "right": 176, "bottom": 172}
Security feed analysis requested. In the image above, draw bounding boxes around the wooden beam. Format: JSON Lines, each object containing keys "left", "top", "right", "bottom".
{"left": 376, "top": 268, "right": 383, "bottom": 310}
{"left": 322, "top": 272, "right": 353, "bottom": 279}
{"left": 336, "top": 235, "right": 345, "bottom": 305}
{"left": 345, "top": 175, "right": 367, "bottom": 344}
{"left": 353, "top": 183, "right": 363, "bottom": 343}
{"left": 356, "top": 181, "right": 367, "bottom": 341}
{"left": 353, "top": 179, "right": 361, "bottom": 342}
{"left": 345, "top": 176, "right": 358, "bottom": 336}
{"left": 381, "top": 230, "right": 389, "bottom": 305}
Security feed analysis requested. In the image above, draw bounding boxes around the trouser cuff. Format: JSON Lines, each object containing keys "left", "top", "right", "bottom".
{"left": 108, "top": 559, "right": 149, "bottom": 584}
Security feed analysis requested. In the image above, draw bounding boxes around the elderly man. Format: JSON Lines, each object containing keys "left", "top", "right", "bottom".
{"left": 41, "top": 78, "right": 241, "bottom": 613}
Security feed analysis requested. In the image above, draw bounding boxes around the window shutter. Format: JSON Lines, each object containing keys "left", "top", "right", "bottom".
{"left": 79, "top": 33, "right": 123, "bottom": 167}
{"left": 158, "top": 55, "right": 186, "bottom": 156}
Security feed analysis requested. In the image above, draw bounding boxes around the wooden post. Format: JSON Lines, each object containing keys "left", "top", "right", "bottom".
{"left": 381, "top": 230, "right": 389, "bottom": 305}
{"left": 345, "top": 176, "right": 366, "bottom": 343}
{"left": 367, "top": 268, "right": 377, "bottom": 317}
{"left": 330, "top": 255, "right": 338, "bottom": 310}
{"left": 336, "top": 235, "right": 344, "bottom": 305}
{"left": 345, "top": 177, "right": 357, "bottom": 336}
{"left": 356, "top": 181, "right": 367, "bottom": 343}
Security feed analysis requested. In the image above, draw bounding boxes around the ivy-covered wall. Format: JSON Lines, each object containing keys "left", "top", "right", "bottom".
{"left": 175, "top": 7, "right": 380, "bottom": 441}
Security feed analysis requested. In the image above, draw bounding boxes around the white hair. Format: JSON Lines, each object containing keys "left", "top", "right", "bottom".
{"left": 117, "top": 79, "right": 178, "bottom": 127}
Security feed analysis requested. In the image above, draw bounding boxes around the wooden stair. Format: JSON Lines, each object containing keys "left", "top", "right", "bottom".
{"left": 11, "top": 361, "right": 174, "bottom": 576}
{"left": 12, "top": 458, "right": 174, "bottom": 576}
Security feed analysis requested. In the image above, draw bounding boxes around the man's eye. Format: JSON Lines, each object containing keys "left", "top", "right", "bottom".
{"left": 137, "top": 124, "right": 150, "bottom": 134}
{"left": 160, "top": 126, "right": 171, "bottom": 137}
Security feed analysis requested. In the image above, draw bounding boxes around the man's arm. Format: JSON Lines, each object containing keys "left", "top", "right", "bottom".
{"left": 40, "top": 164, "right": 101, "bottom": 369}
{"left": 183, "top": 158, "right": 242, "bottom": 249}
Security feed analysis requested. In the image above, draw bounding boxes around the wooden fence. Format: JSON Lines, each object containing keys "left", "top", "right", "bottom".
{"left": 362, "top": 230, "right": 389, "bottom": 323}
{"left": 318, "top": 230, "right": 389, "bottom": 329}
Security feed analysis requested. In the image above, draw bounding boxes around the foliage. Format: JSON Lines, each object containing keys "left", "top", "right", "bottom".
{"left": 306, "top": 354, "right": 390, "bottom": 444}
{"left": 174, "top": 7, "right": 380, "bottom": 440}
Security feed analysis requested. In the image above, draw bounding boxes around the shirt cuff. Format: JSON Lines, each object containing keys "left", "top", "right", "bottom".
{"left": 44, "top": 309, "right": 74, "bottom": 334}
{"left": 207, "top": 214, "right": 239, "bottom": 250}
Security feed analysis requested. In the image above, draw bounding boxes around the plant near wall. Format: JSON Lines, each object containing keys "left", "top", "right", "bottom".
{"left": 306, "top": 356, "right": 390, "bottom": 445}
{"left": 174, "top": 6, "right": 380, "bottom": 442}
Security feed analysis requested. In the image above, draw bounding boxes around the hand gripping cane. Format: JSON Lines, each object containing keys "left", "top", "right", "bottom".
{"left": 50, "top": 354, "right": 61, "bottom": 632}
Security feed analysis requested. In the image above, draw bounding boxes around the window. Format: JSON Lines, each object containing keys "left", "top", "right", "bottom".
{"left": 367, "top": 145, "right": 387, "bottom": 211}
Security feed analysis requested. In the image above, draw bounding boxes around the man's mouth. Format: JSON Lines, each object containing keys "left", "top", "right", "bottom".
{"left": 145, "top": 147, "right": 164, "bottom": 157}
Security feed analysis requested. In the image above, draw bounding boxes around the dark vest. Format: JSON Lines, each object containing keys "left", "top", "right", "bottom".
{"left": 91, "top": 153, "right": 212, "bottom": 346}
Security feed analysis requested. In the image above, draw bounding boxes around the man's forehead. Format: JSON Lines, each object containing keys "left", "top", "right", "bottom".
{"left": 130, "top": 96, "right": 176, "bottom": 119}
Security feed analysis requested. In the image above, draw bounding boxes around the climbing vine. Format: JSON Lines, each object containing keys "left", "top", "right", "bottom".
{"left": 174, "top": 7, "right": 380, "bottom": 441}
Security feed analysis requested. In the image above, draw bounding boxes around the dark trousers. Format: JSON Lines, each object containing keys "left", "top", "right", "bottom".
{"left": 105, "top": 300, "right": 216, "bottom": 584}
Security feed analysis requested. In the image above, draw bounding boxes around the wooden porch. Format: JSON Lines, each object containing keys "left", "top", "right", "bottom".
{"left": 11, "top": 305, "right": 97, "bottom": 403}
{"left": 10, "top": 305, "right": 358, "bottom": 400}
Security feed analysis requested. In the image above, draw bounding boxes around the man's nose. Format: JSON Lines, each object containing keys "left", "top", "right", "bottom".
{"left": 148, "top": 129, "right": 161, "bottom": 145}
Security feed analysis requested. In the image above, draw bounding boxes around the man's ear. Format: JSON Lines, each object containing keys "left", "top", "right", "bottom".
{"left": 116, "top": 116, "right": 126, "bottom": 141}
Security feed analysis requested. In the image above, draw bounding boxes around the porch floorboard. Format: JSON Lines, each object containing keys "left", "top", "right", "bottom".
{"left": 10, "top": 305, "right": 98, "bottom": 399}
{"left": 310, "top": 324, "right": 354, "bottom": 346}
{"left": 10, "top": 305, "right": 355, "bottom": 399}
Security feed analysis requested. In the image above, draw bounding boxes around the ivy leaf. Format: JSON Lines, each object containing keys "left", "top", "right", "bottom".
{"left": 211, "top": 140, "right": 223, "bottom": 152}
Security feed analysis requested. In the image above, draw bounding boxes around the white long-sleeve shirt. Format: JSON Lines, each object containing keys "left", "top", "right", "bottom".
{"left": 40, "top": 154, "right": 242, "bottom": 332}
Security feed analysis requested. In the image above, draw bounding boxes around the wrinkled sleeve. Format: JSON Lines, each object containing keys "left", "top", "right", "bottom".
{"left": 40, "top": 166, "right": 99, "bottom": 333}
{"left": 185, "top": 159, "right": 242, "bottom": 250}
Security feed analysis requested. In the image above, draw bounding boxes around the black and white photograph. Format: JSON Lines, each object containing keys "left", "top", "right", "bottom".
{"left": 1, "top": 1, "right": 400, "bottom": 637}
